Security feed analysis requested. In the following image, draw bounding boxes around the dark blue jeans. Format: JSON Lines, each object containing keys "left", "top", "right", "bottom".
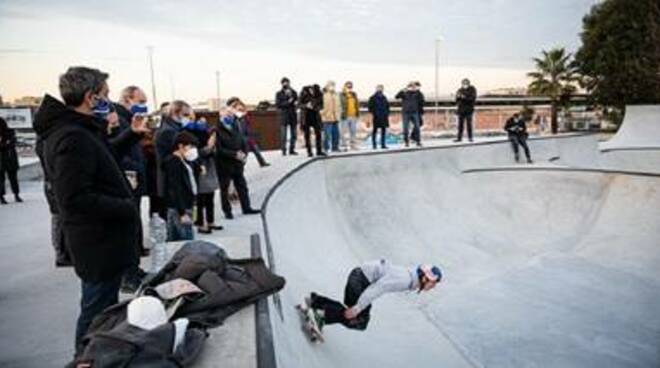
{"left": 402, "top": 112, "right": 421, "bottom": 145}
{"left": 75, "top": 274, "right": 122, "bottom": 353}
{"left": 323, "top": 122, "right": 340, "bottom": 152}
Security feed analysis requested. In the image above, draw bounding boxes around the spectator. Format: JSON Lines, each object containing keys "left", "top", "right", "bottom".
{"left": 215, "top": 103, "right": 261, "bottom": 219}
{"left": 299, "top": 84, "right": 326, "bottom": 157}
{"left": 454, "top": 78, "right": 477, "bottom": 142}
{"left": 0, "top": 117, "right": 21, "bottom": 204}
{"left": 33, "top": 66, "right": 149, "bottom": 354}
{"left": 367, "top": 85, "right": 390, "bottom": 150}
{"left": 228, "top": 97, "right": 270, "bottom": 167}
{"left": 154, "top": 100, "right": 188, "bottom": 219}
{"left": 163, "top": 131, "right": 199, "bottom": 241}
{"left": 411, "top": 81, "right": 425, "bottom": 143}
{"left": 395, "top": 82, "right": 425, "bottom": 147}
{"left": 504, "top": 112, "right": 533, "bottom": 163}
{"left": 275, "top": 77, "right": 299, "bottom": 155}
{"left": 320, "top": 81, "right": 341, "bottom": 153}
{"left": 340, "top": 81, "right": 360, "bottom": 151}
{"left": 181, "top": 115, "right": 222, "bottom": 234}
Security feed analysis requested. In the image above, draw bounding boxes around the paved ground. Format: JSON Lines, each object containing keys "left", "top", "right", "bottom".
{"left": 264, "top": 135, "right": 660, "bottom": 368}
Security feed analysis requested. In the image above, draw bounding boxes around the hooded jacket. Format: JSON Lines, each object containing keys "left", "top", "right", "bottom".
{"left": 33, "top": 94, "right": 141, "bottom": 282}
{"left": 368, "top": 92, "right": 390, "bottom": 128}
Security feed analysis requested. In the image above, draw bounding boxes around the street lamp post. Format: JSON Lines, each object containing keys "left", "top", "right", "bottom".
{"left": 147, "top": 46, "right": 157, "bottom": 110}
{"left": 434, "top": 37, "right": 443, "bottom": 128}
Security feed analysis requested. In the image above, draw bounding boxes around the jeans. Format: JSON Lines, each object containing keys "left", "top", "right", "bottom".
{"left": 402, "top": 112, "right": 421, "bottom": 145}
{"left": 75, "top": 274, "right": 122, "bottom": 354}
{"left": 166, "top": 208, "right": 194, "bottom": 241}
{"left": 323, "top": 122, "right": 340, "bottom": 153}
{"left": 311, "top": 268, "right": 372, "bottom": 330}
{"left": 279, "top": 111, "right": 298, "bottom": 153}
{"left": 509, "top": 134, "right": 532, "bottom": 161}
{"left": 372, "top": 126, "right": 387, "bottom": 148}
{"left": 340, "top": 117, "right": 358, "bottom": 150}
{"left": 456, "top": 113, "right": 473, "bottom": 141}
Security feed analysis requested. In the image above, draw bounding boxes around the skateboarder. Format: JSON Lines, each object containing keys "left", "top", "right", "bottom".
{"left": 304, "top": 260, "right": 442, "bottom": 332}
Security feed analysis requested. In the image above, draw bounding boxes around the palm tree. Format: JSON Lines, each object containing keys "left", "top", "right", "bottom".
{"left": 527, "top": 48, "right": 578, "bottom": 134}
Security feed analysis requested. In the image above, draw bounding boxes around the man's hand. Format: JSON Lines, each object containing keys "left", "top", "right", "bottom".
{"left": 207, "top": 132, "right": 217, "bottom": 148}
{"left": 131, "top": 115, "right": 150, "bottom": 135}
{"left": 180, "top": 214, "right": 192, "bottom": 224}
{"left": 343, "top": 307, "right": 359, "bottom": 320}
{"left": 236, "top": 151, "right": 247, "bottom": 162}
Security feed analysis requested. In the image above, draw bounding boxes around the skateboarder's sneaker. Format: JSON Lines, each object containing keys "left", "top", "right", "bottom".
{"left": 304, "top": 296, "right": 325, "bottom": 333}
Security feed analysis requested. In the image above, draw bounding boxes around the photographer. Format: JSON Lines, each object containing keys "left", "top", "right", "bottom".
{"left": 454, "top": 78, "right": 477, "bottom": 142}
{"left": 275, "top": 77, "right": 299, "bottom": 155}
{"left": 504, "top": 112, "right": 533, "bottom": 163}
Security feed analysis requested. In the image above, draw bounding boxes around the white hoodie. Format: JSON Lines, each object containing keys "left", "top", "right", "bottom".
{"left": 354, "top": 260, "right": 419, "bottom": 314}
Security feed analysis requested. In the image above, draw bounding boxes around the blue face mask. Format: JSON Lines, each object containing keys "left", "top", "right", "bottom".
{"left": 130, "top": 103, "right": 149, "bottom": 115}
{"left": 92, "top": 96, "right": 111, "bottom": 119}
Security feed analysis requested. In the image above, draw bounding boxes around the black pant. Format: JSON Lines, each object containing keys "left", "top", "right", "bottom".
{"left": 280, "top": 111, "right": 298, "bottom": 153}
{"left": 218, "top": 169, "right": 252, "bottom": 216}
{"left": 372, "top": 126, "right": 387, "bottom": 148}
{"left": 0, "top": 168, "right": 19, "bottom": 196}
{"left": 456, "top": 113, "right": 473, "bottom": 141}
{"left": 311, "top": 268, "right": 372, "bottom": 330}
{"left": 75, "top": 274, "right": 121, "bottom": 354}
{"left": 149, "top": 195, "right": 166, "bottom": 220}
{"left": 196, "top": 192, "right": 215, "bottom": 225}
{"left": 509, "top": 134, "right": 532, "bottom": 161}
{"left": 248, "top": 142, "right": 269, "bottom": 167}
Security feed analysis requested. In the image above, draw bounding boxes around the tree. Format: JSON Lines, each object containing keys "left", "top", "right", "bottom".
{"left": 527, "top": 48, "right": 578, "bottom": 134}
{"left": 575, "top": 0, "right": 660, "bottom": 110}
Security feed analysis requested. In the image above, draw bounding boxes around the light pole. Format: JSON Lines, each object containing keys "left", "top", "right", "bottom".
{"left": 147, "top": 46, "right": 157, "bottom": 110}
{"left": 434, "top": 36, "right": 443, "bottom": 128}
{"left": 215, "top": 70, "right": 221, "bottom": 111}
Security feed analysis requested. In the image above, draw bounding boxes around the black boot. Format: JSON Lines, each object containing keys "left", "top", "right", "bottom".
{"left": 289, "top": 150, "right": 299, "bottom": 156}
{"left": 14, "top": 195, "right": 23, "bottom": 203}
{"left": 0, "top": 196, "right": 7, "bottom": 205}
{"left": 243, "top": 208, "right": 261, "bottom": 215}
{"left": 225, "top": 212, "right": 234, "bottom": 220}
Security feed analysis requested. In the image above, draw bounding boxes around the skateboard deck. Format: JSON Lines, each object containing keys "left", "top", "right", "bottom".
{"left": 295, "top": 303, "right": 325, "bottom": 343}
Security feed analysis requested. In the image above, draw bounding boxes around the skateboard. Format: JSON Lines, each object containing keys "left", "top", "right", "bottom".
{"left": 295, "top": 301, "right": 325, "bottom": 343}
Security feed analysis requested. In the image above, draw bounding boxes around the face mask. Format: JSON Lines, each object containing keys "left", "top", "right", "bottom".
{"left": 235, "top": 111, "right": 245, "bottom": 118}
{"left": 180, "top": 117, "right": 192, "bottom": 126}
{"left": 184, "top": 147, "right": 199, "bottom": 161}
{"left": 130, "top": 103, "right": 149, "bottom": 116}
{"left": 92, "top": 96, "right": 111, "bottom": 119}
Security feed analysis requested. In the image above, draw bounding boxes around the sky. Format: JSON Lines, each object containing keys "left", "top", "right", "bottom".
{"left": 0, "top": 0, "right": 596, "bottom": 106}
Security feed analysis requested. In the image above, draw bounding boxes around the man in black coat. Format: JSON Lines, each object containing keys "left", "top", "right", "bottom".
{"left": 299, "top": 84, "right": 326, "bottom": 157}
{"left": 215, "top": 106, "right": 261, "bottom": 219}
{"left": 395, "top": 82, "right": 425, "bottom": 147}
{"left": 504, "top": 113, "right": 533, "bottom": 163}
{"left": 454, "top": 78, "right": 477, "bottom": 142}
{"left": 368, "top": 85, "right": 390, "bottom": 149}
{"left": 275, "top": 77, "right": 299, "bottom": 155}
{"left": 33, "top": 66, "right": 149, "bottom": 355}
{"left": 0, "top": 117, "right": 21, "bottom": 204}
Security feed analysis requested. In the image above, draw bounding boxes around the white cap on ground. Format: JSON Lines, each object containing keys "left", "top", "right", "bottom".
{"left": 127, "top": 296, "right": 168, "bottom": 330}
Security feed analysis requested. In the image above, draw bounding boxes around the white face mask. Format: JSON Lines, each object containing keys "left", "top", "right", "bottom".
{"left": 235, "top": 111, "right": 245, "bottom": 118}
{"left": 184, "top": 147, "right": 199, "bottom": 161}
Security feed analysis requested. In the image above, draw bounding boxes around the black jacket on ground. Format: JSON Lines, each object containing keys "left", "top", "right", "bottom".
{"left": 33, "top": 95, "right": 141, "bottom": 282}
{"left": 163, "top": 154, "right": 196, "bottom": 215}
{"left": 368, "top": 92, "right": 390, "bottom": 128}
{"left": 504, "top": 117, "right": 528, "bottom": 137}
{"left": 395, "top": 90, "right": 425, "bottom": 114}
{"left": 456, "top": 85, "right": 477, "bottom": 116}
{"left": 214, "top": 118, "right": 248, "bottom": 176}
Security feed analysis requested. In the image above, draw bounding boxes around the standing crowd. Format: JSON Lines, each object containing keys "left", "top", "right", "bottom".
{"left": 32, "top": 66, "right": 263, "bottom": 356}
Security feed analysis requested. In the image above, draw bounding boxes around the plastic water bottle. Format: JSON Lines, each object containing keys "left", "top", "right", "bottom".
{"left": 149, "top": 214, "right": 168, "bottom": 272}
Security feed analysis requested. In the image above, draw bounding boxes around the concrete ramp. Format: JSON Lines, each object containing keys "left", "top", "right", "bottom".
{"left": 263, "top": 138, "right": 660, "bottom": 368}
{"left": 600, "top": 105, "right": 660, "bottom": 151}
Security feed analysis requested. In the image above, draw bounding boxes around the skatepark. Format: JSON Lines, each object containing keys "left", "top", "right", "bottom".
{"left": 261, "top": 105, "right": 660, "bottom": 367}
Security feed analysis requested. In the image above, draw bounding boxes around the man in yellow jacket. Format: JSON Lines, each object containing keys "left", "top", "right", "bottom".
{"left": 340, "top": 81, "right": 360, "bottom": 151}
